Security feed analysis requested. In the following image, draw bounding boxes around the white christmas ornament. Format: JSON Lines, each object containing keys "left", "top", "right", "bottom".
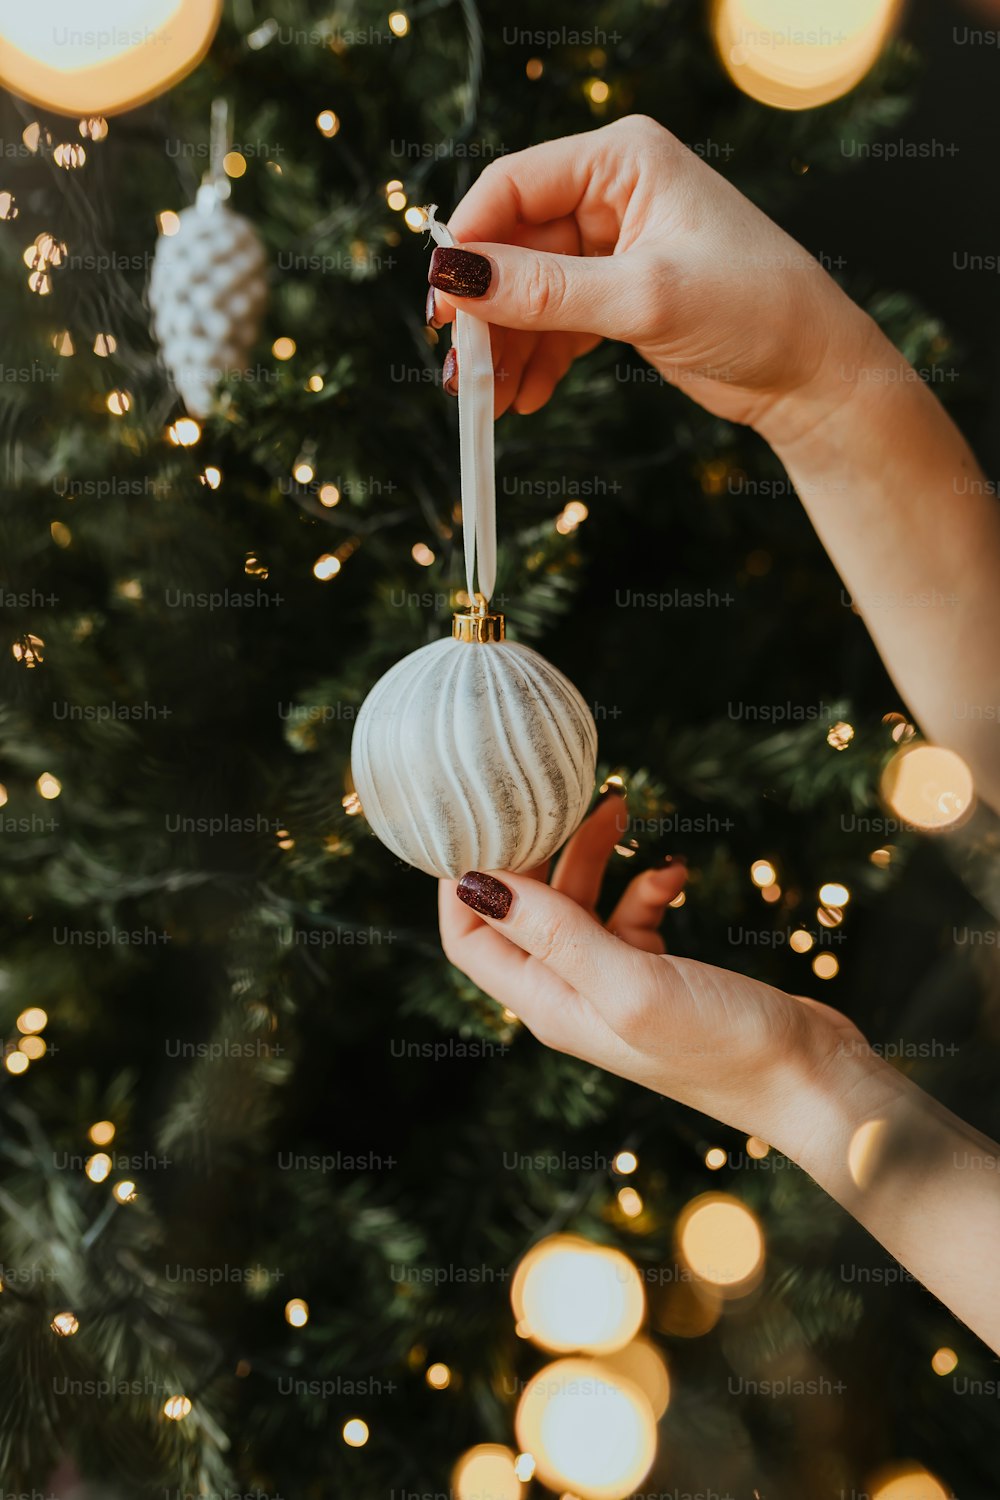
{"left": 350, "top": 207, "right": 598, "bottom": 880}
{"left": 149, "top": 104, "right": 267, "bottom": 418}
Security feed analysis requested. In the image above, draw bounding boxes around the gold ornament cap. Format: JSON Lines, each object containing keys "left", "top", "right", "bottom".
{"left": 452, "top": 594, "right": 505, "bottom": 643}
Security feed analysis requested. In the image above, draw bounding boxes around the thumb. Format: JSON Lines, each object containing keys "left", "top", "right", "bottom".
{"left": 455, "top": 869, "right": 653, "bottom": 1001}
{"left": 429, "top": 243, "right": 647, "bottom": 338}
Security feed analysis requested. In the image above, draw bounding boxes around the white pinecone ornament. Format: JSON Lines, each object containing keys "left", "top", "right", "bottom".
{"left": 149, "top": 184, "right": 267, "bottom": 418}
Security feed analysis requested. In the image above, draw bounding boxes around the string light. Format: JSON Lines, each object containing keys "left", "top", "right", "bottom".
{"left": 881, "top": 743, "right": 974, "bottom": 832}
{"left": 555, "top": 500, "right": 589, "bottom": 534}
{"left": 163, "top": 1395, "right": 192, "bottom": 1420}
{"left": 94, "top": 333, "right": 117, "bottom": 356}
{"left": 313, "top": 553, "right": 341, "bottom": 581}
{"left": 510, "top": 1234, "right": 645, "bottom": 1355}
{"left": 79, "top": 117, "right": 109, "bottom": 141}
{"left": 514, "top": 1357, "right": 656, "bottom": 1500}
{"left": 594, "top": 1335, "right": 671, "bottom": 1420}
{"left": 245, "top": 553, "right": 269, "bottom": 579}
{"left": 870, "top": 846, "right": 893, "bottom": 868}
{"left": 812, "top": 953, "right": 839, "bottom": 980}
{"left": 4, "top": 1052, "right": 29, "bottom": 1076}
{"left": 22, "top": 124, "right": 48, "bottom": 154}
{"left": 526, "top": 58, "right": 544, "bottom": 79}
{"left": 17, "top": 1008, "right": 47, "bottom": 1034}
{"left": 705, "top": 1147, "right": 727, "bottom": 1170}
{"left": 28, "top": 270, "right": 52, "bottom": 296}
{"left": 0, "top": 784, "right": 7, "bottom": 807}
{"left": 86, "top": 1154, "right": 112, "bottom": 1183}
{"left": 342, "top": 792, "right": 363, "bottom": 816}
{"left": 307, "top": 374, "right": 324, "bottom": 392}
{"left": 0, "top": 190, "right": 17, "bottom": 219}
{"left": 223, "top": 151, "right": 247, "bottom": 178}
{"left": 827, "top": 720, "right": 855, "bottom": 751}
{"left": 613, "top": 1150, "right": 638, "bottom": 1175}
{"left": 12, "top": 634, "right": 44, "bottom": 668}
{"left": 513, "top": 1453, "right": 535, "bottom": 1482}
{"left": 388, "top": 11, "right": 410, "bottom": 36}
{"left": 931, "top": 1347, "right": 958, "bottom": 1376}
{"left": 868, "top": 1467, "right": 950, "bottom": 1500}
{"left": 319, "top": 483, "right": 340, "bottom": 507}
{"left": 157, "top": 210, "right": 181, "bottom": 236}
{"left": 411, "top": 543, "right": 435, "bottom": 566}
{"left": 53, "top": 143, "right": 86, "bottom": 169}
{"left": 272, "top": 337, "right": 296, "bottom": 360}
{"left": 316, "top": 109, "right": 341, "bottom": 137}
{"left": 293, "top": 459, "right": 315, "bottom": 484}
{"left": 106, "top": 390, "right": 131, "bottom": 416}
{"left": 199, "top": 467, "right": 222, "bottom": 489}
{"left": 750, "top": 859, "right": 776, "bottom": 888}
{"left": 284, "top": 1298, "right": 309, "bottom": 1327}
{"left": 452, "top": 1445, "right": 522, "bottom": 1500}
{"left": 883, "top": 711, "right": 916, "bottom": 744}
{"left": 112, "top": 1180, "right": 138, "bottom": 1203}
{"left": 52, "top": 330, "right": 74, "bottom": 356}
{"left": 19, "top": 1036, "right": 46, "bottom": 1060}
{"left": 404, "top": 206, "right": 428, "bottom": 231}
{"left": 746, "top": 1136, "right": 770, "bottom": 1159}
{"left": 617, "top": 1186, "right": 643, "bottom": 1218}
{"left": 167, "top": 417, "right": 201, "bottom": 447}
{"left": 51, "top": 1312, "right": 80, "bottom": 1337}
{"left": 816, "top": 905, "right": 843, "bottom": 929}
{"left": 36, "top": 773, "right": 61, "bottom": 800}
{"left": 585, "top": 78, "right": 610, "bottom": 104}
{"left": 89, "top": 1120, "right": 115, "bottom": 1145}
{"left": 425, "top": 1362, "right": 451, "bottom": 1389}
{"left": 789, "top": 930, "right": 814, "bottom": 953}
{"left": 819, "top": 882, "right": 850, "bottom": 907}
{"left": 387, "top": 189, "right": 407, "bottom": 212}
{"left": 760, "top": 883, "right": 781, "bottom": 904}
{"left": 342, "top": 1418, "right": 370, "bottom": 1447}
{"left": 676, "top": 1193, "right": 764, "bottom": 1293}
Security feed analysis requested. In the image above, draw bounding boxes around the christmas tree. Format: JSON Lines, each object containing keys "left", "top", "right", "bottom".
{"left": 1, "top": 1, "right": 997, "bottom": 1496}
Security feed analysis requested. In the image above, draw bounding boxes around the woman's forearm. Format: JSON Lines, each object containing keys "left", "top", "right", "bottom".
{"left": 758, "top": 304, "right": 1000, "bottom": 812}
{"left": 773, "top": 1042, "right": 1000, "bottom": 1352}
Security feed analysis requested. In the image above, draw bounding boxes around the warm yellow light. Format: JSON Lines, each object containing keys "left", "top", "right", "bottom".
{"left": 931, "top": 1347, "right": 958, "bottom": 1376}
{"left": 812, "top": 953, "right": 839, "bottom": 980}
{"left": 404, "top": 206, "right": 428, "bottom": 231}
{"left": 79, "top": 116, "right": 108, "bottom": 141}
{"left": 158, "top": 210, "right": 180, "bottom": 236}
{"left": 388, "top": 10, "right": 410, "bottom": 36}
{"left": 411, "top": 542, "right": 435, "bottom": 566}
{"left": 0, "top": 783, "right": 7, "bottom": 806}
{"left": 613, "top": 1150, "right": 638, "bottom": 1175}
{"left": 4, "top": 1052, "right": 29, "bottom": 1076}
{"left": 513, "top": 1453, "right": 535, "bottom": 1482}
{"left": 37, "top": 772, "right": 61, "bottom": 800}
{"left": 12, "top": 633, "right": 44, "bottom": 669}
{"left": 526, "top": 57, "right": 544, "bottom": 79}
{"left": 746, "top": 1136, "right": 770, "bottom": 1159}
{"left": 313, "top": 553, "right": 342, "bottom": 581}
{"left": 510, "top": 1234, "right": 645, "bottom": 1355}
{"left": 868, "top": 1466, "right": 950, "bottom": 1500}
{"left": 285, "top": 1297, "right": 309, "bottom": 1327}
{"left": 870, "top": 846, "right": 893, "bottom": 868}
{"left": 293, "top": 461, "right": 315, "bottom": 484}
{"left": 319, "top": 484, "right": 340, "bottom": 507}
{"left": 617, "top": 1187, "right": 643, "bottom": 1218}
{"left": 881, "top": 743, "right": 974, "bottom": 832}
{"left": 27, "top": 269, "right": 52, "bottom": 296}
{"left": 113, "top": 1179, "right": 138, "bottom": 1203}
{"left": 668, "top": 890, "right": 686, "bottom": 908}
{"left": 163, "top": 1395, "right": 192, "bottom": 1421}
{"left": 705, "top": 1147, "right": 727, "bottom": 1170}
{"left": 200, "top": 467, "right": 222, "bottom": 490}
{"left": 17, "top": 1007, "right": 48, "bottom": 1034}
{"left": 272, "top": 337, "right": 296, "bottom": 361}
{"left": 514, "top": 1357, "right": 656, "bottom": 1500}
{"left": 387, "top": 190, "right": 407, "bottom": 212}
{"left": 452, "top": 1445, "right": 522, "bottom": 1500}
{"left": 789, "top": 929, "right": 814, "bottom": 953}
{"left": 819, "top": 882, "right": 850, "bottom": 907}
{"left": 307, "top": 374, "right": 324, "bottom": 392}
{"left": 586, "top": 78, "right": 610, "bottom": 103}
{"left": 0, "top": 189, "right": 16, "bottom": 219}
{"left": 827, "top": 720, "right": 855, "bottom": 751}
{"left": 676, "top": 1193, "right": 764, "bottom": 1293}
{"left": 89, "top": 1120, "right": 116, "bottom": 1145}
{"left": 711, "top": 0, "right": 901, "bottom": 111}
{"left": 750, "top": 859, "right": 776, "bottom": 887}
{"left": 342, "top": 1418, "right": 370, "bottom": 1447}
{"left": 316, "top": 109, "right": 340, "bottom": 137}
{"left": 54, "top": 142, "right": 86, "bottom": 169}
{"left": 342, "top": 792, "right": 363, "bottom": 816}
{"left": 223, "top": 151, "right": 247, "bottom": 178}
{"left": 594, "top": 1336, "right": 671, "bottom": 1419}
{"left": 94, "top": 332, "right": 117, "bottom": 356}
{"left": 760, "top": 883, "right": 782, "bottom": 904}
{"left": 426, "top": 1362, "right": 451, "bottom": 1390}
{"left": 106, "top": 389, "right": 131, "bottom": 416}
{"left": 168, "top": 417, "right": 201, "bottom": 447}
{"left": 51, "top": 1311, "right": 79, "bottom": 1337}
{"left": 0, "top": 5, "right": 222, "bottom": 117}
{"left": 848, "top": 1118, "right": 887, "bottom": 1190}
{"left": 556, "top": 500, "right": 589, "bottom": 535}
{"left": 86, "top": 1153, "right": 112, "bottom": 1183}
{"left": 816, "top": 905, "right": 843, "bottom": 929}
{"left": 52, "top": 331, "right": 74, "bottom": 357}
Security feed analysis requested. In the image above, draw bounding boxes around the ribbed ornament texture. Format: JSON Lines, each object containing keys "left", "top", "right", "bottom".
{"left": 149, "top": 200, "right": 267, "bottom": 418}
{"left": 351, "top": 638, "right": 599, "bottom": 879}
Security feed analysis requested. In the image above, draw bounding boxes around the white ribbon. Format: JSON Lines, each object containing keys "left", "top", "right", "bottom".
{"left": 426, "top": 205, "right": 497, "bottom": 606}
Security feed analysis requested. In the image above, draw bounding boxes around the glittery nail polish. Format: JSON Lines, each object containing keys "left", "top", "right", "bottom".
{"left": 442, "top": 346, "right": 458, "bottom": 396}
{"left": 457, "top": 871, "right": 513, "bottom": 919}
{"left": 429, "top": 246, "right": 493, "bottom": 299}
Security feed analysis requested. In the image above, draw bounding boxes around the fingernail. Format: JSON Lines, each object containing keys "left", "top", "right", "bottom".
{"left": 426, "top": 285, "right": 443, "bottom": 329}
{"left": 457, "top": 871, "right": 512, "bottom": 919}
{"left": 599, "top": 778, "right": 627, "bottom": 800}
{"left": 442, "top": 346, "right": 458, "bottom": 397}
{"left": 429, "top": 246, "right": 493, "bottom": 299}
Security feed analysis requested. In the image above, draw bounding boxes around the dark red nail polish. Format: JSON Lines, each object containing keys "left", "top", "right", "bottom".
{"left": 442, "top": 346, "right": 458, "bottom": 396}
{"left": 429, "top": 246, "right": 493, "bottom": 299}
{"left": 457, "top": 871, "right": 512, "bottom": 919}
{"left": 426, "top": 285, "right": 443, "bottom": 328}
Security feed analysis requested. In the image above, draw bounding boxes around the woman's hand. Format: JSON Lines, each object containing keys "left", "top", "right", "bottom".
{"left": 426, "top": 113, "right": 871, "bottom": 436}
{"left": 438, "top": 789, "right": 861, "bottom": 1151}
